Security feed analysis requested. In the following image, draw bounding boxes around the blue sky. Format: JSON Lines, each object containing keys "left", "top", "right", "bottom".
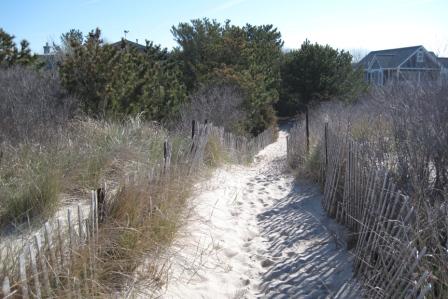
{"left": 2, "top": 0, "right": 448, "bottom": 56}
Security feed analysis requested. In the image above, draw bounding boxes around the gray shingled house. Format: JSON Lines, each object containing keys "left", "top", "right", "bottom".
{"left": 359, "top": 45, "right": 445, "bottom": 85}
{"left": 439, "top": 57, "right": 448, "bottom": 79}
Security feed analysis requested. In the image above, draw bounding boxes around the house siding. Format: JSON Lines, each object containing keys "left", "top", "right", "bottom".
{"left": 360, "top": 46, "right": 444, "bottom": 85}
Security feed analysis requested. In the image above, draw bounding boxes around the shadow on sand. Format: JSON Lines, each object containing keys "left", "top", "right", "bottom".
{"left": 257, "top": 182, "right": 362, "bottom": 299}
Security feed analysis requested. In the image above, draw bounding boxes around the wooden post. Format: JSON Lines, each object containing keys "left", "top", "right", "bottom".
{"left": 163, "top": 140, "right": 172, "bottom": 173}
{"left": 2, "top": 277, "right": 11, "bottom": 298}
{"left": 34, "top": 235, "right": 51, "bottom": 296}
{"left": 90, "top": 191, "right": 95, "bottom": 240}
{"left": 44, "top": 222, "right": 58, "bottom": 272}
{"left": 77, "top": 205, "right": 83, "bottom": 242}
{"left": 305, "top": 108, "right": 310, "bottom": 154}
{"left": 68, "top": 209, "right": 73, "bottom": 261}
{"left": 324, "top": 122, "right": 328, "bottom": 168}
{"left": 19, "top": 253, "right": 30, "bottom": 299}
{"left": 191, "top": 120, "right": 196, "bottom": 139}
{"left": 56, "top": 219, "right": 65, "bottom": 269}
{"left": 29, "top": 244, "right": 42, "bottom": 298}
{"left": 97, "top": 187, "right": 106, "bottom": 224}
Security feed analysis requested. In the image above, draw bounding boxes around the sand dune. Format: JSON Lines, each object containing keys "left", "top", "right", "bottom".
{"left": 160, "top": 130, "right": 361, "bottom": 298}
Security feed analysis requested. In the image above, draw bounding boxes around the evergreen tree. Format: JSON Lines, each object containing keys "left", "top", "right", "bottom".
{"left": 171, "top": 18, "right": 283, "bottom": 135}
{"left": 59, "top": 28, "right": 186, "bottom": 120}
{"left": 0, "top": 28, "right": 37, "bottom": 67}
{"left": 281, "top": 40, "right": 365, "bottom": 152}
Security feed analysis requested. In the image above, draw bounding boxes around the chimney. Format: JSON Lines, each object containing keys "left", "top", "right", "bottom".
{"left": 136, "top": 39, "right": 138, "bottom": 44}
{"left": 43, "top": 42, "right": 50, "bottom": 55}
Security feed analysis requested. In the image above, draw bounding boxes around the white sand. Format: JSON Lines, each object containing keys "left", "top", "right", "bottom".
{"left": 159, "top": 130, "right": 361, "bottom": 299}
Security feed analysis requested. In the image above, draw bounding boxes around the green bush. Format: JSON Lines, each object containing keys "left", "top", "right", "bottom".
{"left": 172, "top": 19, "right": 283, "bottom": 135}
{"left": 59, "top": 29, "right": 187, "bottom": 121}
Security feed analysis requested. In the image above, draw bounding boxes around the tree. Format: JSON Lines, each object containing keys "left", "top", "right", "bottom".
{"left": 171, "top": 18, "right": 283, "bottom": 135}
{"left": 281, "top": 40, "right": 365, "bottom": 152}
{"left": 59, "top": 28, "right": 186, "bottom": 120}
{"left": 0, "top": 28, "right": 37, "bottom": 67}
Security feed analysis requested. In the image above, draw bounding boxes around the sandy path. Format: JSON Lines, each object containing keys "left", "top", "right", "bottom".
{"left": 161, "top": 130, "right": 361, "bottom": 299}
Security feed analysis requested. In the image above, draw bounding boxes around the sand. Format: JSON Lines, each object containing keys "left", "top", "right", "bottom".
{"left": 159, "top": 130, "right": 361, "bottom": 299}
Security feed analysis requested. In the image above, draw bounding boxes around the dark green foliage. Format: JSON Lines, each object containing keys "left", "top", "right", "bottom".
{"left": 280, "top": 40, "right": 366, "bottom": 150}
{"left": 0, "top": 28, "right": 38, "bottom": 67}
{"left": 280, "top": 40, "right": 365, "bottom": 110}
{"left": 171, "top": 18, "right": 283, "bottom": 135}
{"left": 59, "top": 28, "right": 186, "bottom": 120}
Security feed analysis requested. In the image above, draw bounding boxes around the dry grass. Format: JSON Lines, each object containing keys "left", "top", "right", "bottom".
{"left": 0, "top": 116, "right": 168, "bottom": 229}
{"left": 203, "top": 134, "right": 228, "bottom": 167}
{"left": 287, "top": 82, "right": 448, "bottom": 298}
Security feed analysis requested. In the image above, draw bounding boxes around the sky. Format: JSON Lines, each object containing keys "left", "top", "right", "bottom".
{"left": 1, "top": 0, "right": 448, "bottom": 57}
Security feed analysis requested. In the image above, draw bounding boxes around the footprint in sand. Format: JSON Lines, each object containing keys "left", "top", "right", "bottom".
{"left": 231, "top": 210, "right": 240, "bottom": 217}
{"left": 224, "top": 248, "right": 239, "bottom": 258}
{"left": 261, "top": 259, "right": 275, "bottom": 268}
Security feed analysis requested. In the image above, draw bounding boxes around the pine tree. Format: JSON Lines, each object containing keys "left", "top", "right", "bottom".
{"left": 0, "top": 28, "right": 37, "bottom": 68}
{"left": 59, "top": 28, "right": 186, "bottom": 120}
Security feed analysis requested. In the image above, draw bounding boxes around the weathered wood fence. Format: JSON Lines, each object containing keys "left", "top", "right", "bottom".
{"left": 1, "top": 121, "right": 275, "bottom": 298}
{"left": 287, "top": 122, "right": 433, "bottom": 299}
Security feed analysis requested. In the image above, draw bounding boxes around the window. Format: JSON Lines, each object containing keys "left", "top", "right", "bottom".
{"left": 417, "top": 51, "right": 424, "bottom": 63}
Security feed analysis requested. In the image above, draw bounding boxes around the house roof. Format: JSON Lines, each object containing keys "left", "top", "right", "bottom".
{"left": 439, "top": 57, "right": 448, "bottom": 68}
{"left": 359, "top": 45, "right": 422, "bottom": 69}
{"left": 110, "top": 39, "right": 146, "bottom": 52}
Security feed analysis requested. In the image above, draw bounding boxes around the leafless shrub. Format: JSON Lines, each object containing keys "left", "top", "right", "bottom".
{"left": 288, "top": 82, "right": 448, "bottom": 297}
{"left": 0, "top": 66, "right": 79, "bottom": 144}
{"left": 179, "top": 83, "right": 247, "bottom": 134}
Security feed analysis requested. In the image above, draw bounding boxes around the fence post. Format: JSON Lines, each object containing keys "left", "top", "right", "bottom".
{"left": 19, "top": 253, "right": 29, "bottom": 299}
{"left": 163, "top": 140, "right": 171, "bottom": 173}
{"left": 324, "top": 122, "right": 328, "bottom": 169}
{"left": 34, "top": 234, "right": 51, "bottom": 296}
{"left": 191, "top": 120, "right": 196, "bottom": 139}
{"left": 29, "top": 244, "right": 42, "bottom": 298}
{"left": 97, "top": 187, "right": 106, "bottom": 224}
{"left": 2, "top": 277, "right": 11, "bottom": 298}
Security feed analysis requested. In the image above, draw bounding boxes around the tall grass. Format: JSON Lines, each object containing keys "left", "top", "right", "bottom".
{"left": 0, "top": 116, "right": 168, "bottom": 229}
{"left": 288, "top": 82, "right": 448, "bottom": 297}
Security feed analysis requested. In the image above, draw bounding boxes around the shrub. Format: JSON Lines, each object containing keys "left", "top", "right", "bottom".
{"left": 0, "top": 66, "right": 78, "bottom": 144}
{"left": 59, "top": 28, "right": 187, "bottom": 121}
{"left": 179, "top": 82, "right": 247, "bottom": 134}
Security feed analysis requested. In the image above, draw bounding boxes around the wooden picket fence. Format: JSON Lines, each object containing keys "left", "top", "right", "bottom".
{"left": 287, "top": 122, "right": 433, "bottom": 299}
{"left": 1, "top": 121, "right": 275, "bottom": 298}
{"left": 1, "top": 190, "right": 101, "bottom": 298}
